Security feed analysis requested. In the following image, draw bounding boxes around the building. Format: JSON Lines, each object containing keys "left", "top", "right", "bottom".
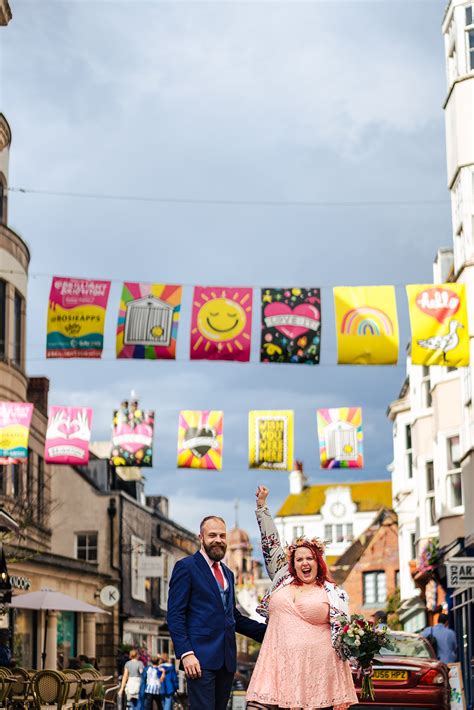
{"left": 275, "top": 462, "right": 393, "bottom": 565}
{"left": 331, "top": 509, "right": 399, "bottom": 618}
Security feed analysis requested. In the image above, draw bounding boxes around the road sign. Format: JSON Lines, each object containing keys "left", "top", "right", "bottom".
{"left": 446, "top": 558, "right": 474, "bottom": 588}
{"left": 100, "top": 585, "right": 120, "bottom": 607}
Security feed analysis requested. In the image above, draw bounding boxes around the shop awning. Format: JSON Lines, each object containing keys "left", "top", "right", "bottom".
{"left": 8, "top": 588, "right": 109, "bottom": 614}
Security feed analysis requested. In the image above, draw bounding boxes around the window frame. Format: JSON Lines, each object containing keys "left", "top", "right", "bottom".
{"left": 405, "top": 424, "right": 413, "bottom": 479}
{"left": 0, "top": 279, "right": 6, "bottom": 360}
{"left": 13, "top": 290, "right": 23, "bottom": 367}
{"left": 446, "top": 435, "right": 463, "bottom": 509}
{"left": 466, "top": 7, "right": 474, "bottom": 71}
{"left": 425, "top": 461, "right": 436, "bottom": 528}
{"left": 363, "top": 570, "right": 387, "bottom": 606}
{"left": 421, "top": 366, "right": 432, "bottom": 408}
{"left": 75, "top": 531, "right": 98, "bottom": 563}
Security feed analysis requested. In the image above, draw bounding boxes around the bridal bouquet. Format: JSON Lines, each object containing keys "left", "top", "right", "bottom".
{"left": 334, "top": 614, "right": 392, "bottom": 700}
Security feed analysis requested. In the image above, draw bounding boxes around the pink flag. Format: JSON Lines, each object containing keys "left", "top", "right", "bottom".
{"left": 45, "top": 406, "right": 93, "bottom": 465}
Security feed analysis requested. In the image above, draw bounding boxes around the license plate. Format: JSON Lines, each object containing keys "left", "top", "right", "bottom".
{"left": 373, "top": 669, "right": 408, "bottom": 681}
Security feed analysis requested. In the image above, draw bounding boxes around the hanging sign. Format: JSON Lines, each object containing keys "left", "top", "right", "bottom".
{"left": 116, "top": 282, "right": 182, "bottom": 359}
{"left": 445, "top": 557, "right": 474, "bottom": 588}
{"left": 190, "top": 286, "right": 253, "bottom": 361}
{"left": 46, "top": 277, "right": 111, "bottom": 358}
{"left": 45, "top": 406, "right": 93, "bottom": 465}
{"left": 334, "top": 286, "right": 399, "bottom": 365}
{"left": 248, "top": 410, "right": 294, "bottom": 471}
{"left": 177, "top": 410, "right": 223, "bottom": 470}
{"left": 406, "top": 284, "right": 469, "bottom": 367}
{"left": 0, "top": 402, "right": 34, "bottom": 464}
{"left": 111, "top": 406, "right": 154, "bottom": 467}
{"left": 317, "top": 407, "right": 364, "bottom": 469}
{"left": 260, "top": 287, "right": 321, "bottom": 364}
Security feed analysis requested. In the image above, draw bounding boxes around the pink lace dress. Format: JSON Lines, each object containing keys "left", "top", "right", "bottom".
{"left": 246, "top": 583, "right": 358, "bottom": 709}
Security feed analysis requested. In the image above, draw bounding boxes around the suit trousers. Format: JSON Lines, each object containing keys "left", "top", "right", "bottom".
{"left": 187, "top": 667, "right": 234, "bottom": 710}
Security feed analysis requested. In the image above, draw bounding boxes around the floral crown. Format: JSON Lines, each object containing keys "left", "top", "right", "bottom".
{"left": 285, "top": 536, "right": 326, "bottom": 558}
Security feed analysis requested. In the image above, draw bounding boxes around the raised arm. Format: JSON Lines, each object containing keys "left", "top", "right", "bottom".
{"left": 255, "top": 485, "right": 288, "bottom": 581}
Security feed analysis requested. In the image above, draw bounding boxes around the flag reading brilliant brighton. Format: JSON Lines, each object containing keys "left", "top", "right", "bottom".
{"left": 406, "top": 284, "right": 469, "bottom": 367}
{"left": 260, "top": 288, "right": 321, "bottom": 364}
{"left": 116, "top": 282, "right": 182, "bottom": 359}
{"left": 0, "top": 402, "right": 34, "bottom": 464}
{"left": 46, "top": 277, "right": 111, "bottom": 358}
{"left": 44, "top": 406, "right": 93, "bottom": 465}
{"left": 333, "top": 286, "right": 399, "bottom": 365}
{"left": 317, "top": 407, "right": 364, "bottom": 469}
{"left": 177, "top": 411, "right": 223, "bottom": 470}
{"left": 111, "top": 406, "right": 154, "bottom": 467}
{"left": 248, "top": 410, "right": 294, "bottom": 470}
{"left": 190, "top": 287, "right": 253, "bottom": 361}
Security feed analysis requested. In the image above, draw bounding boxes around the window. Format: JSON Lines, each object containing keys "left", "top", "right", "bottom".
{"left": 76, "top": 532, "right": 98, "bottom": 562}
{"left": 426, "top": 461, "right": 436, "bottom": 527}
{"left": 421, "top": 366, "right": 432, "bottom": 408}
{"left": 346, "top": 523, "right": 354, "bottom": 541}
{"left": 410, "top": 532, "right": 416, "bottom": 560}
{"left": 26, "top": 451, "right": 33, "bottom": 502}
{"left": 395, "top": 570, "right": 400, "bottom": 589}
{"left": 363, "top": 571, "right": 387, "bottom": 605}
{"left": 466, "top": 8, "right": 474, "bottom": 70}
{"left": 293, "top": 526, "right": 304, "bottom": 538}
{"left": 447, "top": 435, "right": 463, "bottom": 507}
{"left": 0, "top": 466, "right": 5, "bottom": 496}
{"left": 11, "top": 464, "right": 21, "bottom": 498}
{"left": 324, "top": 524, "right": 333, "bottom": 543}
{"left": 131, "top": 535, "right": 146, "bottom": 602}
{"left": 405, "top": 425, "right": 413, "bottom": 479}
{"left": 160, "top": 552, "right": 170, "bottom": 607}
{"left": 0, "top": 280, "right": 5, "bottom": 359}
{"left": 13, "top": 291, "right": 23, "bottom": 366}
{"left": 336, "top": 524, "right": 344, "bottom": 543}
{"left": 37, "top": 456, "right": 45, "bottom": 522}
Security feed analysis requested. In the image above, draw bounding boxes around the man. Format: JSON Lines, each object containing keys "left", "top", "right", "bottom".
{"left": 167, "top": 515, "right": 266, "bottom": 710}
{"left": 421, "top": 612, "right": 457, "bottom": 664}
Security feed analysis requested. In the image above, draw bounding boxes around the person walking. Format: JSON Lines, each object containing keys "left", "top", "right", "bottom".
{"left": 167, "top": 514, "right": 266, "bottom": 710}
{"left": 246, "top": 485, "right": 358, "bottom": 710}
{"left": 119, "top": 649, "right": 145, "bottom": 709}
{"left": 421, "top": 612, "right": 458, "bottom": 663}
{"left": 158, "top": 654, "right": 179, "bottom": 710}
{"left": 142, "top": 656, "right": 166, "bottom": 710}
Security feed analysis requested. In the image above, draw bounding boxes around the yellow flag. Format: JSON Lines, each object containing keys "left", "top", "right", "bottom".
{"left": 248, "top": 410, "right": 294, "bottom": 471}
{"left": 334, "top": 286, "right": 399, "bottom": 364}
{"left": 406, "top": 284, "right": 469, "bottom": 367}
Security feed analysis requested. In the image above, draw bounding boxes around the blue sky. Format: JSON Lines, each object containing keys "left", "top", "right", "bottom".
{"left": 1, "top": 0, "right": 451, "bottom": 540}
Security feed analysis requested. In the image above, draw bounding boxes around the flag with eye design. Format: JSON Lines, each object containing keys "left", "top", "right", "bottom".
{"left": 190, "top": 287, "right": 253, "bottom": 361}
{"left": 261, "top": 287, "right": 321, "bottom": 364}
{"left": 177, "top": 410, "right": 223, "bottom": 470}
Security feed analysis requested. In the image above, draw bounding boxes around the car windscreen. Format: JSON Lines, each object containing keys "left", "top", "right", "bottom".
{"left": 378, "top": 635, "right": 433, "bottom": 659}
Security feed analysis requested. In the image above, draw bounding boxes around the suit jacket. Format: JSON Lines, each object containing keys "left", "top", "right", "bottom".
{"left": 167, "top": 551, "right": 266, "bottom": 672}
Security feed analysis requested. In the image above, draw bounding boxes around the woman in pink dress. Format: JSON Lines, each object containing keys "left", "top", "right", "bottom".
{"left": 246, "top": 486, "right": 358, "bottom": 710}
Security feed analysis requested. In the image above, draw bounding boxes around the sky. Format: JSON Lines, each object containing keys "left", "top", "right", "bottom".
{"left": 1, "top": 0, "right": 452, "bottom": 544}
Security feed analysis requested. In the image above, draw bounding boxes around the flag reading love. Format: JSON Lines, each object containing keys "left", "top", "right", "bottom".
{"left": 260, "top": 288, "right": 321, "bottom": 364}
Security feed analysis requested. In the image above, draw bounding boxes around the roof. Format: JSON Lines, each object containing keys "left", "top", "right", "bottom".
{"left": 276, "top": 480, "right": 392, "bottom": 517}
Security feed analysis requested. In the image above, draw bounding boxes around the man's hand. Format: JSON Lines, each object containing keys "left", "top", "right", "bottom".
{"left": 256, "top": 485, "right": 269, "bottom": 508}
{"left": 182, "top": 653, "right": 201, "bottom": 679}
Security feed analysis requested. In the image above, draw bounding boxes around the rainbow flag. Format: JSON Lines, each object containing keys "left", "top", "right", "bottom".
{"left": 317, "top": 407, "right": 363, "bottom": 469}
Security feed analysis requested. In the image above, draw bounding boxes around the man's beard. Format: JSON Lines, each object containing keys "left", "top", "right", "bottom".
{"left": 204, "top": 540, "right": 227, "bottom": 561}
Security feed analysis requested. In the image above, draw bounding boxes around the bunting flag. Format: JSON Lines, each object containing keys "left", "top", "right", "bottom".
{"left": 116, "top": 282, "right": 182, "bottom": 359}
{"left": 260, "top": 288, "right": 321, "bottom": 364}
{"left": 190, "top": 286, "right": 253, "bottom": 361}
{"left": 46, "top": 277, "right": 111, "bottom": 358}
{"left": 333, "top": 286, "right": 399, "bottom": 365}
{"left": 317, "top": 407, "right": 363, "bottom": 469}
{"left": 177, "top": 410, "right": 223, "bottom": 469}
{"left": 248, "top": 410, "right": 294, "bottom": 470}
{"left": 110, "top": 406, "right": 154, "bottom": 467}
{"left": 45, "top": 406, "right": 93, "bottom": 465}
{"left": 406, "top": 284, "right": 469, "bottom": 367}
{"left": 0, "top": 402, "right": 34, "bottom": 464}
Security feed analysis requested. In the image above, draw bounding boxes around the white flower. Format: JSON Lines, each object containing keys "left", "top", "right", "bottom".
{"left": 348, "top": 630, "right": 354, "bottom": 637}
{"left": 359, "top": 630, "right": 365, "bottom": 636}
{"left": 354, "top": 638, "right": 361, "bottom": 647}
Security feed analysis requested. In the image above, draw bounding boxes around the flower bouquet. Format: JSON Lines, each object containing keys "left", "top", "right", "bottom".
{"left": 334, "top": 614, "right": 392, "bottom": 700}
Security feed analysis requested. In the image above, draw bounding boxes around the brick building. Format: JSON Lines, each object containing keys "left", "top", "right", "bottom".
{"left": 331, "top": 509, "right": 399, "bottom": 618}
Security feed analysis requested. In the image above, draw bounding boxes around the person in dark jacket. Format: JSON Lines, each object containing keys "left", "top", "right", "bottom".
{"left": 158, "top": 654, "right": 179, "bottom": 710}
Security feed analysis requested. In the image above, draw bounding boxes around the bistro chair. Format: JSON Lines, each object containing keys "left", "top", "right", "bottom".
{"left": 31, "top": 670, "right": 70, "bottom": 709}
{"left": 9, "top": 667, "right": 32, "bottom": 709}
{"left": 60, "top": 670, "right": 88, "bottom": 709}
{"left": 99, "top": 684, "right": 120, "bottom": 710}
{"left": 77, "top": 670, "right": 99, "bottom": 709}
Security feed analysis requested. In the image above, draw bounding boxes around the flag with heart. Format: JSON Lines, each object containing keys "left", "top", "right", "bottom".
{"left": 177, "top": 411, "right": 223, "bottom": 470}
{"left": 406, "top": 283, "right": 469, "bottom": 367}
{"left": 110, "top": 406, "right": 154, "bottom": 467}
{"left": 260, "top": 288, "right": 321, "bottom": 364}
{"left": 317, "top": 407, "right": 363, "bottom": 469}
{"left": 46, "top": 276, "right": 111, "bottom": 358}
{"left": 248, "top": 410, "right": 294, "bottom": 471}
{"left": 334, "top": 285, "right": 399, "bottom": 365}
{"left": 0, "top": 402, "right": 34, "bottom": 464}
{"left": 116, "top": 282, "right": 182, "bottom": 359}
{"left": 45, "top": 406, "right": 93, "bottom": 465}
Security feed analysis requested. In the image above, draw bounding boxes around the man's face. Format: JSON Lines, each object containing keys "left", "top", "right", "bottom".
{"left": 200, "top": 518, "right": 227, "bottom": 561}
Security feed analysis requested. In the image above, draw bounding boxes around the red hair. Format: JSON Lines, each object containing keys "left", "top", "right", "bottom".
{"left": 288, "top": 542, "right": 334, "bottom": 586}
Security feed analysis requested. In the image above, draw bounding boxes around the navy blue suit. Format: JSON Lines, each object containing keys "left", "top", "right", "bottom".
{"left": 167, "top": 551, "right": 266, "bottom": 709}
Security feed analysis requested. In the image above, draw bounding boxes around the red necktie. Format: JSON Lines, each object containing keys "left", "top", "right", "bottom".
{"left": 212, "top": 562, "right": 225, "bottom": 590}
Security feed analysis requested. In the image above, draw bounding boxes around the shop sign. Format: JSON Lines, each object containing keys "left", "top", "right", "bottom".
{"left": 99, "top": 585, "right": 120, "bottom": 607}
{"left": 446, "top": 558, "right": 474, "bottom": 588}
{"left": 125, "top": 620, "right": 159, "bottom": 634}
{"left": 138, "top": 556, "right": 163, "bottom": 578}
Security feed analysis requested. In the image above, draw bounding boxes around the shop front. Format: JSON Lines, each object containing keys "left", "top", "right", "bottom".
{"left": 123, "top": 618, "right": 160, "bottom": 655}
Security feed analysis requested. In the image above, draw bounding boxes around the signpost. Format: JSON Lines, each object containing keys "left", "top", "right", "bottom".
{"left": 446, "top": 558, "right": 474, "bottom": 588}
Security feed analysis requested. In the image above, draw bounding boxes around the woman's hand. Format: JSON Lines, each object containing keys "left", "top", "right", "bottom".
{"left": 256, "top": 485, "right": 269, "bottom": 508}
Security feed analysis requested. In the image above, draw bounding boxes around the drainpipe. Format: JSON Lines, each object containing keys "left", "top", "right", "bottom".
{"left": 107, "top": 495, "right": 124, "bottom": 643}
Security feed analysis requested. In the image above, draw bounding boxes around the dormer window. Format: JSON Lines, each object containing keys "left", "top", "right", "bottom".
{"left": 466, "top": 5, "right": 474, "bottom": 70}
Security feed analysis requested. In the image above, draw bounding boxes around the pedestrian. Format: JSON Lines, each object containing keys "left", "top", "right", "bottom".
{"left": 371, "top": 610, "right": 388, "bottom": 629}
{"left": 167, "top": 514, "right": 266, "bottom": 710}
{"left": 78, "top": 654, "right": 95, "bottom": 669}
{"left": 246, "top": 485, "right": 358, "bottom": 710}
{"left": 142, "top": 656, "right": 165, "bottom": 710}
{"left": 421, "top": 612, "right": 458, "bottom": 663}
{"left": 119, "top": 649, "right": 145, "bottom": 709}
{"left": 158, "top": 654, "right": 179, "bottom": 710}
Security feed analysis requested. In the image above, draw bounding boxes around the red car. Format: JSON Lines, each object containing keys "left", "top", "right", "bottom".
{"left": 350, "top": 631, "right": 450, "bottom": 709}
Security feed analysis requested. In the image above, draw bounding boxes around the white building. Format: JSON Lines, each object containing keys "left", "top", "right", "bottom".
{"left": 274, "top": 462, "right": 392, "bottom": 564}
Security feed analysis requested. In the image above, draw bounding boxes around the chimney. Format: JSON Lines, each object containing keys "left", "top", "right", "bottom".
{"left": 146, "top": 495, "right": 169, "bottom": 518}
{"left": 289, "top": 460, "right": 307, "bottom": 495}
{"left": 27, "top": 377, "right": 49, "bottom": 417}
